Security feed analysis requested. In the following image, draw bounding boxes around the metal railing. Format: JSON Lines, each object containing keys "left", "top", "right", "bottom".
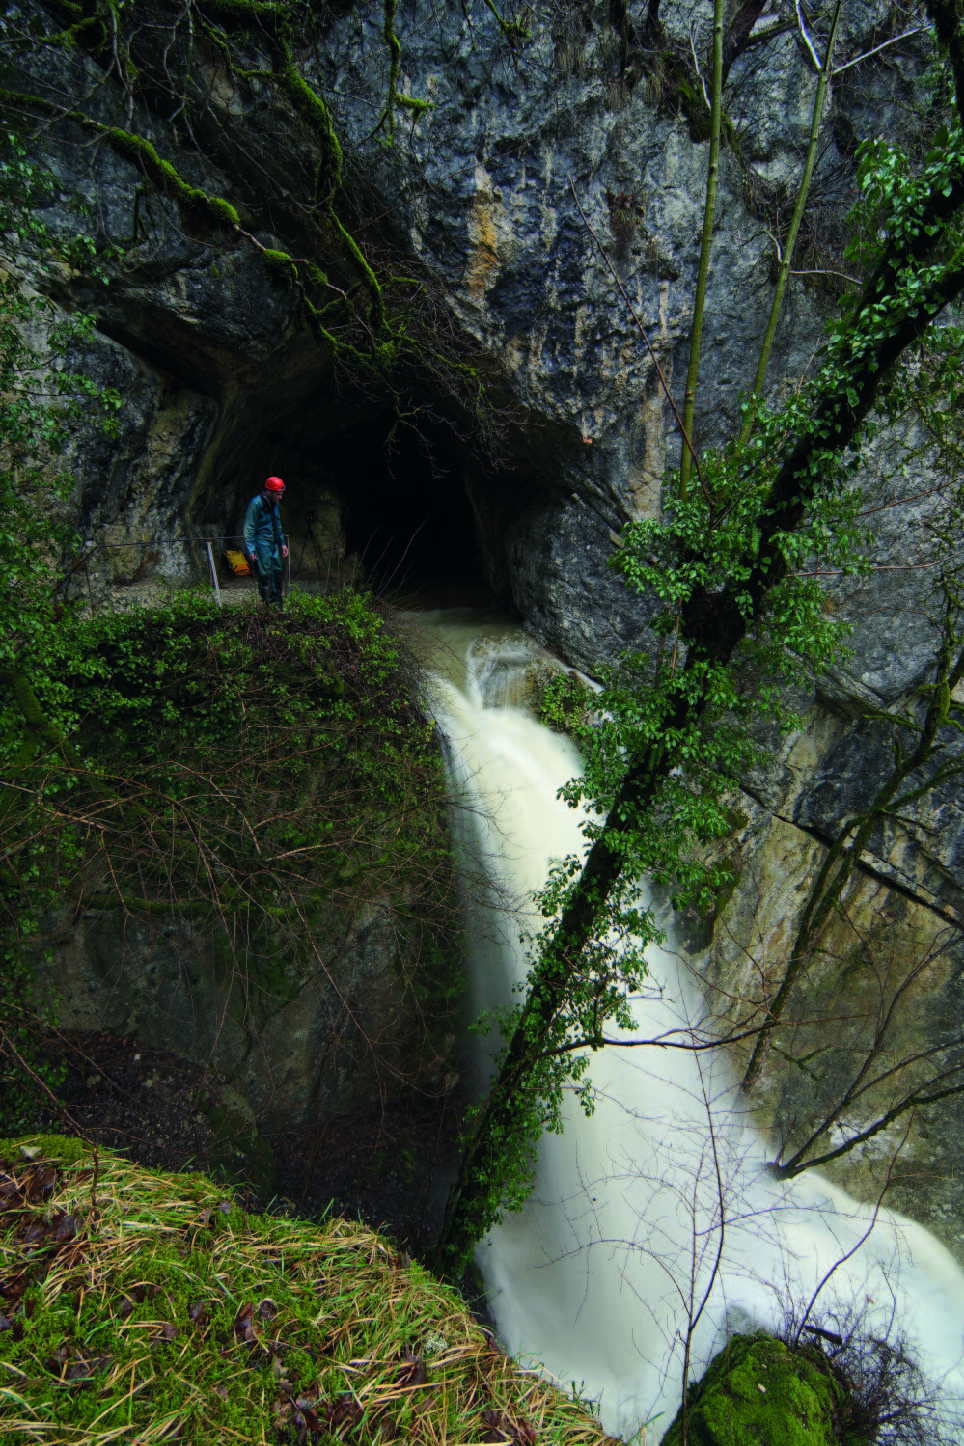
{"left": 57, "top": 518, "right": 363, "bottom": 612}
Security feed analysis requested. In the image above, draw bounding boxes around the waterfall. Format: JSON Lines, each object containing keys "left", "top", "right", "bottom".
{"left": 411, "top": 608, "right": 964, "bottom": 1442}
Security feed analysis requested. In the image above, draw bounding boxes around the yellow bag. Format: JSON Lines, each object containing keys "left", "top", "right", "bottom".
{"left": 223, "top": 549, "right": 251, "bottom": 577}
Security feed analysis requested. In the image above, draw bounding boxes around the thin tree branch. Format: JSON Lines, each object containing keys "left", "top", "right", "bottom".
{"left": 835, "top": 26, "right": 927, "bottom": 75}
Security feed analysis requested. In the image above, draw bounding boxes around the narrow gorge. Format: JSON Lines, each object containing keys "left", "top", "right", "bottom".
{"left": 2, "top": 0, "right": 964, "bottom": 1441}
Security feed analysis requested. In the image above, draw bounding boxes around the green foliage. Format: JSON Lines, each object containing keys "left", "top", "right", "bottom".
{"left": 0, "top": 163, "right": 125, "bottom": 1124}
{"left": 0, "top": 118, "right": 460, "bottom": 1117}
{"left": 465, "top": 428, "right": 867, "bottom": 1225}
{"left": 0, "top": 590, "right": 458, "bottom": 1117}
{"left": 2, "top": 586, "right": 451, "bottom": 897}
{"left": 536, "top": 671, "right": 591, "bottom": 737}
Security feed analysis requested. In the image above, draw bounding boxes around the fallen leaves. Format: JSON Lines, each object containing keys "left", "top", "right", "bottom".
{"left": 116, "top": 1283, "right": 160, "bottom": 1319}
{"left": 395, "top": 1347, "right": 427, "bottom": 1388}
{"left": 0, "top": 1163, "right": 59, "bottom": 1211}
{"left": 0, "top": 1159, "right": 82, "bottom": 1303}
{"left": 43, "top": 1340, "right": 113, "bottom": 1386}
{"left": 234, "top": 1300, "right": 261, "bottom": 1346}
{"left": 0, "top": 1148, "right": 604, "bottom": 1446}
{"left": 481, "top": 1408, "right": 539, "bottom": 1445}
{"left": 0, "top": 1271, "right": 29, "bottom": 1306}
{"left": 0, "top": 1176, "right": 24, "bottom": 1217}
{"left": 274, "top": 1384, "right": 363, "bottom": 1444}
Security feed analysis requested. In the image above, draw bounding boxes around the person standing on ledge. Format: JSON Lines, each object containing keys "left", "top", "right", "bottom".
{"left": 243, "top": 475, "right": 289, "bottom": 607}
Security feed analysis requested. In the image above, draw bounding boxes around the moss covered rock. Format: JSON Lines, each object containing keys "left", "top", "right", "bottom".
{"left": 659, "top": 1332, "right": 869, "bottom": 1446}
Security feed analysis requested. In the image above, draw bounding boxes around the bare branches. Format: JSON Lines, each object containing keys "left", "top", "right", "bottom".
{"left": 792, "top": 1116, "right": 912, "bottom": 1347}
{"left": 741, "top": 592, "right": 964, "bottom": 1095}
{"left": 740, "top": 0, "right": 842, "bottom": 443}
{"left": 835, "top": 25, "right": 928, "bottom": 75}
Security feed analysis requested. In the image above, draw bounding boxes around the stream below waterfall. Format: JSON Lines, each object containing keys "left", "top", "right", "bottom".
{"left": 406, "top": 607, "right": 964, "bottom": 1442}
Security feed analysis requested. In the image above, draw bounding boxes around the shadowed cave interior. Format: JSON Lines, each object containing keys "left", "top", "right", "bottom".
{"left": 271, "top": 410, "right": 492, "bottom": 603}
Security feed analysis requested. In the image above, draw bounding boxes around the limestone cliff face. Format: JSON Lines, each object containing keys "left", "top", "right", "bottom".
{"left": 5, "top": 2, "right": 964, "bottom": 1242}
{"left": 11, "top": 0, "right": 945, "bottom": 686}
{"left": 688, "top": 724, "right": 964, "bottom": 1260}
{"left": 10, "top": 0, "right": 918, "bottom": 662}
{"left": 7, "top": 0, "right": 937, "bottom": 664}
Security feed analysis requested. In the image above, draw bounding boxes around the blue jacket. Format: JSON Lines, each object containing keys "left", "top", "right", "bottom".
{"left": 243, "top": 493, "right": 284, "bottom": 561}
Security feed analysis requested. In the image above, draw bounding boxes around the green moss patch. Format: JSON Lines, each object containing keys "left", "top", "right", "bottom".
{"left": 101, "top": 128, "right": 241, "bottom": 233}
{"left": 659, "top": 1332, "right": 870, "bottom": 1446}
{"left": 0, "top": 1137, "right": 610, "bottom": 1446}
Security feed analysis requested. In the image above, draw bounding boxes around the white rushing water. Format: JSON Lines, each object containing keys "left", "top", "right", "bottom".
{"left": 412, "top": 608, "right": 964, "bottom": 1443}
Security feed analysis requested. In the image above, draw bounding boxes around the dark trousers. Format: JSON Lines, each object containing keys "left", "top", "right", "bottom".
{"left": 253, "top": 545, "right": 283, "bottom": 606}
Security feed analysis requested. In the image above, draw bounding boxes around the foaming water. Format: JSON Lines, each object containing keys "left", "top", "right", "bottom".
{"left": 412, "top": 609, "right": 964, "bottom": 1441}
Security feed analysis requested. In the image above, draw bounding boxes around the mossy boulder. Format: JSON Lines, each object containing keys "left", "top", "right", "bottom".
{"left": 659, "top": 1332, "right": 870, "bottom": 1446}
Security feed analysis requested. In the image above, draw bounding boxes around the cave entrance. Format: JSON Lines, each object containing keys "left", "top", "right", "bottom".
{"left": 329, "top": 413, "right": 491, "bottom": 606}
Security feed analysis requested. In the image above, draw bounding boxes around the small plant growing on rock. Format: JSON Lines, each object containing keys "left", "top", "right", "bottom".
{"left": 782, "top": 1297, "right": 959, "bottom": 1446}
{"left": 530, "top": 667, "right": 591, "bottom": 738}
{"left": 605, "top": 188, "right": 646, "bottom": 259}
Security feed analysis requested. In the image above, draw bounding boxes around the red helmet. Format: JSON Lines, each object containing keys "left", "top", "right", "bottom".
{"left": 264, "top": 476, "right": 285, "bottom": 493}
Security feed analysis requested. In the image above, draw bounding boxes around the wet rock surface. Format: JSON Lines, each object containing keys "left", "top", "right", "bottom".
{"left": 35, "top": 896, "right": 438, "bottom": 1135}
{"left": 9, "top": 0, "right": 942, "bottom": 674}
{"left": 24, "top": 1030, "right": 459, "bottom": 1247}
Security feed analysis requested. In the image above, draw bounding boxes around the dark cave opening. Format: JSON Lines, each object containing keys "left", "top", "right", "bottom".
{"left": 215, "top": 394, "right": 519, "bottom": 610}
{"left": 325, "top": 413, "right": 490, "bottom": 602}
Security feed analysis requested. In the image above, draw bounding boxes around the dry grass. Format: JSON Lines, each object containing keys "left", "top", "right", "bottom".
{"left": 0, "top": 1137, "right": 614, "bottom": 1446}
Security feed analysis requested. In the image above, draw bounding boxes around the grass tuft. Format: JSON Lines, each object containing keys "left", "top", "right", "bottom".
{"left": 0, "top": 1137, "right": 612, "bottom": 1446}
